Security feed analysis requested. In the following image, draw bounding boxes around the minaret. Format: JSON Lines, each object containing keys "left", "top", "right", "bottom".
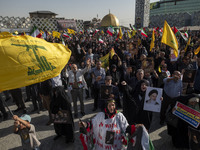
{"left": 135, "top": 0, "right": 150, "bottom": 28}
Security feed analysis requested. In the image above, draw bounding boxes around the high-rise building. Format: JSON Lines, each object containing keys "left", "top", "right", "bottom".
{"left": 150, "top": 0, "right": 200, "bottom": 27}
{"left": 135, "top": 0, "right": 150, "bottom": 28}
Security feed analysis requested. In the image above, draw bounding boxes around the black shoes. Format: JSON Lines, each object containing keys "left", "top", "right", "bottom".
{"left": 92, "top": 107, "right": 97, "bottom": 111}
{"left": 3, "top": 113, "right": 8, "bottom": 121}
{"left": 53, "top": 135, "right": 61, "bottom": 141}
{"left": 74, "top": 113, "right": 78, "bottom": 118}
{"left": 25, "top": 98, "right": 31, "bottom": 102}
{"left": 23, "top": 109, "right": 27, "bottom": 114}
{"left": 66, "top": 138, "right": 74, "bottom": 143}
{"left": 160, "top": 120, "right": 165, "bottom": 126}
{"left": 46, "top": 120, "right": 53, "bottom": 126}
{"left": 81, "top": 112, "right": 85, "bottom": 116}
{"left": 14, "top": 107, "right": 22, "bottom": 112}
{"left": 85, "top": 96, "right": 90, "bottom": 99}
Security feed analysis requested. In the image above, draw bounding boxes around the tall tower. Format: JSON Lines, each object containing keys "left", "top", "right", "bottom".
{"left": 135, "top": 0, "right": 150, "bottom": 28}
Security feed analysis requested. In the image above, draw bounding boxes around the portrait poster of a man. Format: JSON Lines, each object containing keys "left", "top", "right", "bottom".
{"left": 143, "top": 87, "right": 163, "bottom": 112}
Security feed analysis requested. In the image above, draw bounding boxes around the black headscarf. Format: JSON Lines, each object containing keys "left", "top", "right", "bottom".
{"left": 133, "top": 79, "right": 150, "bottom": 97}
{"left": 50, "top": 86, "right": 71, "bottom": 114}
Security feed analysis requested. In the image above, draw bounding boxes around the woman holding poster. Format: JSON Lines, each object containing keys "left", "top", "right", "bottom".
{"left": 132, "top": 79, "right": 153, "bottom": 131}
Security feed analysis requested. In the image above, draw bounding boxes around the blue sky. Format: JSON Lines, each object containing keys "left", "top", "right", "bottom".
{"left": 0, "top": 0, "right": 159, "bottom": 27}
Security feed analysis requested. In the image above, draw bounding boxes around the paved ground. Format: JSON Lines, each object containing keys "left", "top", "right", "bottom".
{"left": 0, "top": 90, "right": 188, "bottom": 150}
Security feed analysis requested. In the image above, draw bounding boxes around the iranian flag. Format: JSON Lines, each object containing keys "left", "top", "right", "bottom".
{"left": 184, "top": 31, "right": 188, "bottom": 39}
{"left": 140, "top": 28, "right": 148, "bottom": 37}
{"left": 107, "top": 26, "right": 114, "bottom": 36}
{"left": 180, "top": 32, "right": 188, "bottom": 41}
{"left": 31, "top": 26, "right": 42, "bottom": 38}
{"left": 63, "top": 33, "right": 71, "bottom": 38}
{"left": 79, "top": 30, "right": 84, "bottom": 34}
{"left": 132, "top": 26, "right": 137, "bottom": 31}
{"left": 153, "top": 27, "right": 156, "bottom": 32}
{"left": 93, "top": 29, "right": 99, "bottom": 36}
{"left": 99, "top": 38, "right": 104, "bottom": 43}
{"left": 87, "top": 29, "right": 92, "bottom": 33}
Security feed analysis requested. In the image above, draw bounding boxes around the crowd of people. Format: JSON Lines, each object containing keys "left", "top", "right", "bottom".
{"left": 0, "top": 27, "right": 200, "bottom": 149}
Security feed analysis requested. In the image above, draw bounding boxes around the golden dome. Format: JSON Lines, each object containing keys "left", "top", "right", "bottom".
{"left": 100, "top": 13, "right": 119, "bottom": 27}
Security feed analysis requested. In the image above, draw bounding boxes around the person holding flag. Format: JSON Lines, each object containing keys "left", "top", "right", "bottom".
{"left": 161, "top": 20, "right": 179, "bottom": 57}
{"left": 150, "top": 30, "right": 155, "bottom": 52}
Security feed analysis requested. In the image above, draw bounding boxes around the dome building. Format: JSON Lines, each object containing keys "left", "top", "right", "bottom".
{"left": 100, "top": 13, "right": 119, "bottom": 27}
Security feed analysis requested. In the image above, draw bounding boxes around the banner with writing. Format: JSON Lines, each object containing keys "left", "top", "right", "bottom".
{"left": 173, "top": 102, "right": 200, "bottom": 128}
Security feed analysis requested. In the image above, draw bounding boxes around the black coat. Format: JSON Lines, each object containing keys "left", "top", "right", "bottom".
{"left": 132, "top": 80, "right": 152, "bottom": 130}
{"left": 50, "top": 86, "right": 74, "bottom": 140}
{"left": 122, "top": 84, "right": 138, "bottom": 125}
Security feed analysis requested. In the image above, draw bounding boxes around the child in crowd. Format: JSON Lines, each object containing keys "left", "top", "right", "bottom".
{"left": 13, "top": 114, "right": 41, "bottom": 150}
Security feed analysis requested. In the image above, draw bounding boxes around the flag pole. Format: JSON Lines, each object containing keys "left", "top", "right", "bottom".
{"left": 2, "top": 99, "right": 14, "bottom": 116}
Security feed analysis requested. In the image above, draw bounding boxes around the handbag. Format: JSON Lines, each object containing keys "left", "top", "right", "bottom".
{"left": 51, "top": 110, "right": 72, "bottom": 124}
{"left": 165, "top": 110, "right": 179, "bottom": 128}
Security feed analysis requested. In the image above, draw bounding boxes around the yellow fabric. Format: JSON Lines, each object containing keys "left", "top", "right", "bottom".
{"left": 161, "top": 21, "right": 179, "bottom": 57}
{"left": 150, "top": 30, "right": 155, "bottom": 52}
{"left": 99, "top": 48, "right": 115, "bottom": 69}
{"left": 194, "top": 46, "right": 200, "bottom": 55}
{"left": 158, "top": 65, "right": 161, "bottom": 73}
{"left": 52, "top": 31, "right": 61, "bottom": 39}
{"left": 0, "top": 32, "right": 13, "bottom": 37}
{"left": 0, "top": 35, "right": 71, "bottom": 91}
{"left": 67, "top": 28, "right": 75, "bottom": 35}
{"left": 118, "top": 27, "right": 123, "bottom": 39}
{"left": 127, "top": 31, "right": 132, "bottom": 39}
{"left": 184, "top": 36, "right": 191, "bottom": 52}
{"left": 138, "top": 38, "right": 141, "bottom": 46}
{"left": 132, "top": 30, "right": 136, "bottom": 37}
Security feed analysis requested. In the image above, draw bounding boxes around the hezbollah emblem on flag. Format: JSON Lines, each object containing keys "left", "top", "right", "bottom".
{"left": 0, "top": 35, "right": 71, "bottom": 91}
{"left": 11, "top": 43, "right": 56, "bottom": 76}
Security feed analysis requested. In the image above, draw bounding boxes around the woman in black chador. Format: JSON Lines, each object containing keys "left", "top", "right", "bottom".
{"left": 132, "top": 79, "right": 152, "bottom": 131}
{"left": 50, "top": 86, "right": 74, "bottom": 143}
{"left": 122, "top": 79, "right": 152, "bottom": 130}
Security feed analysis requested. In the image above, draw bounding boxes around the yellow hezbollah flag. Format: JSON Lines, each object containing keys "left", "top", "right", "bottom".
{"left": 118, "top": 27, "right": 123, "bottom": 39}
{"left": 52, "top": 31, "right": 61, "bottom": 39}
{"left": 0, "top": 32, "right": 13, "bottom": 37}
{"left": 0, "top": 35, "right": 71, "bottom": 91}
{"left": 138, "top": 38, "right": 141, "bottom": 46}
{"left": 194, "top": 46, "right": 200, "bottom": 55}
{"left": 127, "top": 31, "right": 132, "bottom": 39}
{"left": 67, "top": 28, "right": 75, "bottom": 35}
{"left": 132, "top": 30, "right": 136, "bottom": 37}
{"left": 150, "top": 30, "right": 155, "bottom": 51}
{"left": 99, "top": 48, "right": 115, "bottom": 69}
{"left": 161, "top": 20, "right": 179, "bottom": 57}
{"left": 184, "top": 36, "right": 191, "bottom": 52}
